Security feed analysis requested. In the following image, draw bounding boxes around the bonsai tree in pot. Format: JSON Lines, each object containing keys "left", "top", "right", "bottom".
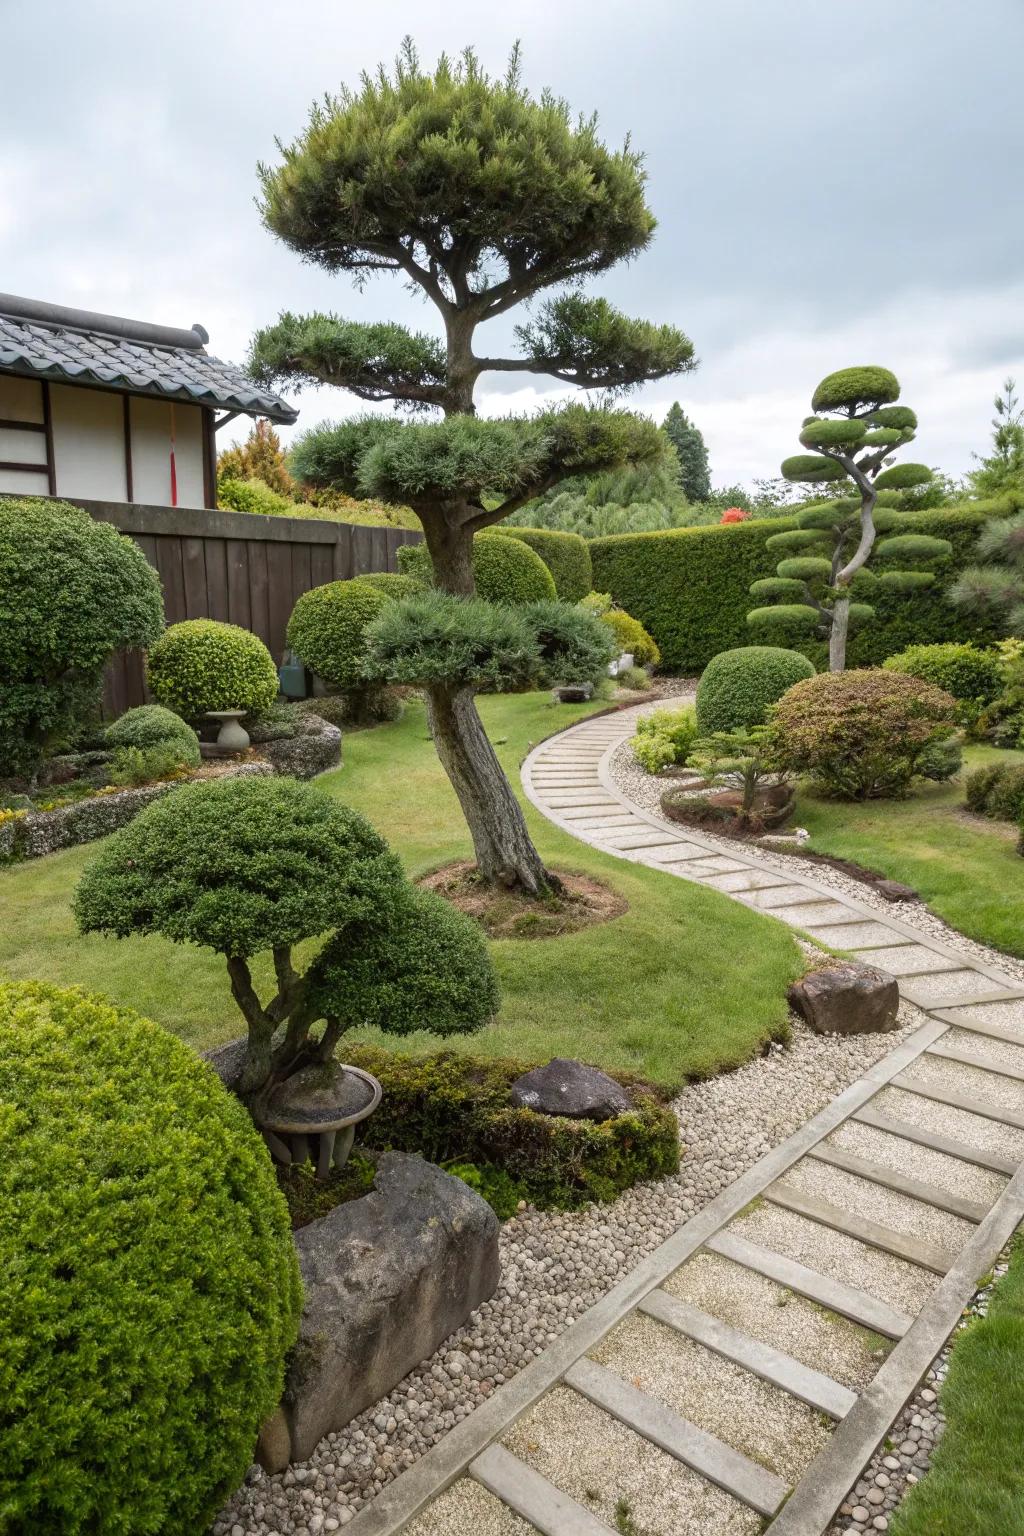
{"left": 73, "top": 775, "right": 499, "bottom": 1171}
{"left": 747, "top": 367, "right": 951, "bottom": 671}
{"left": 247, "top": 41, "right": 695, "bottom": 894}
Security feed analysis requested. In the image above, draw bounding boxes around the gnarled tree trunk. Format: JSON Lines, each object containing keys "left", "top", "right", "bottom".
{"left": 425, "top": 682, "right": 554, "bottom": 895}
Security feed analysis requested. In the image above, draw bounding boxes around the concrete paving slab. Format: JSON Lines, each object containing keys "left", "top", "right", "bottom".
{"left": 804, "top": 1140, "right": 990, "bottom": 1224}
{"left": 899, "top": 1053, "right": 1024, "bottom": 1120}
{"left": 873, "top": 1085, "right": 1024, "bottom": 1164}
{"left": 828, "top": 1118, "right": 1005, "bottom": 1208}
{"left": 404, "top": 1477, "right": 536, "bottom": 1536}
{"left": 471, "top": 1443, "right": 610, "bottom": 1536}
{"left": 900, "top": 970, "right": 1020, "bottom": 1007}
{"left": 812, "top": 920, "right": 909, "bottom": 950}
{"left": 642, "top": 840, "right": 720, "bottom": 862}
{"left": 777, "top": 901, "right": 868, "bottom": 929}
{"left": 699, "top": 869, "right": 794, "bottom": 893}
{"left": 737, "top": 884, "right": 827, "bottom": 909}
{"left": 940, "top": 998, "right": 1024, "bottom": 1034}
{"left": 934, "top": 1030, "right": 1024, "bottom": 1079}
{"left": 849, "top": 944, "right": 963, "bottom": 977}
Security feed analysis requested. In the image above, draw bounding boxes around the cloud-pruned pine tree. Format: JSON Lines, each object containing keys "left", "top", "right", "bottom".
{"left": 249, "top": 41, "right": 696, "bottom": 894}
{"left": 747, "top": 367, "right": 951, "bottom": 671}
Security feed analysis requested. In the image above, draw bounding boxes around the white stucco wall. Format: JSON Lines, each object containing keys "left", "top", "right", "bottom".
{"left": 50, "top": 382, "right": 127, "bottom": 501}
{"left": 0, "top": 376, "right": 49, "bottom": 496}
{"left": 129, "top": 396, "right": 205, "bottom": 508}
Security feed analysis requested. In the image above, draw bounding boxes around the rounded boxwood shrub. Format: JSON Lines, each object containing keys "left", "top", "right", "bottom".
{"left": 696, "top": 645, "right": 815, "bottom": 732}
{"left": 397, "top": 530, "right": 557, "bottom": 605}
{"left": 357, "top": 570, "right": 424, "bottom": 601}
{"left": 766, "top": 669, "right": 958, "bottom": 799}
{"left": 965, "top": 761, "right": 1024, "bottom": 822}
{"left": 105, "top": 703, "right": 201, "bottom": 765}
{"left": 601, "top": 607, "right": 660, "bottom": 667}
{"left": 0, "top": 497, "right": 164, "bottom": 778}
{"left": 883, "top": 643, "right": 1002, "bottom": 718}
{"left": 495, "top": 527, "right": 593, "bottom": 601}
{"left": 0, "top": 978, "right": 301, "bottom": 1535}
{"left": 308, "top": 884, "right": 500, "bottom": 1035}
{"left": 147, "top": 618, "right": 279, "bottom": 720}
{"left": 286, "top": 578, "right": 390, "bottom": 691}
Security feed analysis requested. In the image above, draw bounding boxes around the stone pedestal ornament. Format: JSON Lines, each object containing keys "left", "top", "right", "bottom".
{"left": 205, "top": 709, "right": 250, "bottom": 753}
{"left": 256, "top": 1060, "right": 381, "bottom": 1179}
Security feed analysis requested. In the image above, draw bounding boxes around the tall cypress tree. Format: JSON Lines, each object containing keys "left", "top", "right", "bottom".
{"left": 250, "top": 42, "right": 696, "bottom": 894}
{"left": 662, "top": 402, "right": 711, "bottom": 502}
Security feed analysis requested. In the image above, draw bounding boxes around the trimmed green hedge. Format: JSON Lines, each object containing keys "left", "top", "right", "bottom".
{"left": 343, "top": 1047, "right": 680, "bottom": 1209}
{"left": 590, "top": 507, "right": 1004, "bottom": 674}
{"left": 0, "top": 978, "right": 301, "bottom": 1535}
{"left": 494, "top": 527, "right": 593, "bottom": 602}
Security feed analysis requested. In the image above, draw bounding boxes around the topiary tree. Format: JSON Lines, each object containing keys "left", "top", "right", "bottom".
{"left": 0, "top": 977, "right": 301, "bottom": 1535}
{"left": 696, "top": 645, "right": 815, "bottom": 733}
{"left": 748, "top": 368, "right": 952, "bottom": 671}
{"left": 248, "top": 41, "right": 695, "bottom": 894}
{"left": 286, "top": 577, "right": 393, "bottom": 721}
{"left": 662, "top": 401, "right": 710, "bottom": 502}
{"left": 147, "top": 618, "right": 280, "bottom": 720}
{"left": 73, "top": 775, "right": 497, "bottom": 1100}
{"left": 0, "top": 497, "right": 164, "bottom": 780}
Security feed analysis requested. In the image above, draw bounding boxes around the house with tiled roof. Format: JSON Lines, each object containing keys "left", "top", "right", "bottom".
{"left": 0, "top": 293, "right": 296, "bottom": 508}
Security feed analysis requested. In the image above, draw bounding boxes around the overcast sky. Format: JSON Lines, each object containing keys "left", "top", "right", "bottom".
{"left": 3, "top": 0, "right": 1023, "bottom": 490}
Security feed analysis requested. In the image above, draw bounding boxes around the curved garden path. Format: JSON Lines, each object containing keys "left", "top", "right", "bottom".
{"left": 345, "top": 706, "right": 1024, "bottom": 1536}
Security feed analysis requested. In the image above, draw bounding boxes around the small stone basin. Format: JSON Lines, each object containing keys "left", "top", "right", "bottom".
{"left": 257, "top": 1061, "right": 382, "bottom": 1178}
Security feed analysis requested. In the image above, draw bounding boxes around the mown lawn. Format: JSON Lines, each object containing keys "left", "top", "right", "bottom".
{"left": 891, "top": 1234, "right": 1024, "bottom": 1536}
{"left": 794, "top": 744, "right": 1024, "bottom": 959}
{"left": 0, "top": 693, "right": 803, "bottom": 1092}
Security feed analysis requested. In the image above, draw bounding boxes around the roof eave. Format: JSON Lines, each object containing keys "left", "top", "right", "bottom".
{"left": 0, "top": 356, "right": 299, "bottom": 426}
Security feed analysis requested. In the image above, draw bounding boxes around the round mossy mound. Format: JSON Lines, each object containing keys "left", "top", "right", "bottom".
{"left": 147, "top": 618, "right": 279, "bottom": 719}
{"left": 696, "top": 645, "right": 816, "bottom": 732}
{"left": 0, "top": 978, "right": 301, "bottom": 1535}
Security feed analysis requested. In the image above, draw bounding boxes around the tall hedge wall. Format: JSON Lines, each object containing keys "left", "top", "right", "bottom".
{"left": 590, "top": 506, "right": 1003, "bottom": 674}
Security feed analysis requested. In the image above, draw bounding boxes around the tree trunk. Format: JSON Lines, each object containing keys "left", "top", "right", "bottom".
{"left": 829, "top": 593, "right": 850, "bottom": 672}
{"left": 426, "top": 682, "right": 555, "bottom": 895}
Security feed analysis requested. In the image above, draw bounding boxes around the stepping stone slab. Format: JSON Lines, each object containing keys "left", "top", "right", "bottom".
{"left": 700, "top": 869, "right": 794, "bottom": 893}
{"left": 684, "top": 857, "right": 752, "bottom": 877}
{"left": 849, "top": 944, "right": 963, "bottom": 978}
{"left": 742, "top": 885, "right": 838, "bottom": 909}
{"left": 827, "top": 1119, "right": 1005, "bottom": 1209}
{"left": 502, "top": 1383, "right": 765, "bottom": 1534}
{"left": 777, "top": 902, "right": 870, "bottom": 929}
{"left": 872, "top": 1085, "right": 1024, "bottom": 1165}
{"left": 940, "top": 998, "right": 1024, "bottom": 1035}
{"left": 645, "top": 842, "right": 728, "bottom": 863}
{"left": 939, "top": 1028, "right": 1024, "bottom": 1077}
{"left": 787, "top": 963, "right": 899, "bottom": 1037}
{"left": 405, "top": 1477, "right": 534, "bottom": 1536}
{"left": 588, "top": 1312, "right": 832, "bottom": 1481}
{"left": 731, "top": 1204, "right": 936, "bottom": 1317}
{"left": 663, "top": 1250, "right": 885, "bottom": 1388}
{"left": 552, "top": 804, "right": 624, "bottom": 819}
{"left": 600, "top": 829, "right": 691, "bottom": 849}
{"left": 899, "top": 969, "right": 1016, "bottom": 1006}
{"left": 785, "top": 1154, "right": 981, "bottom": 1246}
{"left": 812, "top": 920, "right": 909, "bottom": 950}
{"left": 898, "top": 1054, "right": 1024, "bottom": 1121}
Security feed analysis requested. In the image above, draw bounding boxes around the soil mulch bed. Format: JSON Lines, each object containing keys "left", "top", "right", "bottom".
{"left": 277, "top": 1153, "right": 376, "bottom": 1230}
{"left": 757, "top": 839, "right": 921, "bottom": 901}
{"left": 419, "top": 860, "right": 628, "bottom": 940}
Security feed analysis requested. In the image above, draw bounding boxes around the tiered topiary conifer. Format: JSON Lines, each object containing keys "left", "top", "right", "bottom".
{"left": 747, "top": 367, "right": 952, "bottom": 670}
{"left": 247, "top": 40, "right": 695, "bottom": 894}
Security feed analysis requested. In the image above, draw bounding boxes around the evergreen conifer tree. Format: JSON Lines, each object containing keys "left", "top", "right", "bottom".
{"left": 662, "top": 402, "right": 711, "bottom": 502}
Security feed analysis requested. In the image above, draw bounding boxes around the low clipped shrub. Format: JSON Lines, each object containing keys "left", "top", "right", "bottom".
{"left": 696, "top": 646, "right": 815, "bottom": 733}
{"left": 495, "top": 527, "right": 593, "bottom": 601}
{"left": 307, "top": 884, "right": 500, "bottom": 1036}
{"left": 766, "top": 670, "right": 958, "bottom": 799}
{"left": 147, "top": 619, "right": 279, "bottom": 720}
{"left": 105, "top": 703, "right": 200, "bottom": 763}
{"left": 286, "top": 578, "right": 390, "bottom": 691}
{"left": 357, "top": 571, "right": 424, "bottom": 601}
{"left": 0, "top": 978, "right": 301, "bottom": 1534}
{"left": 600, "top": 606, "right": 660, "bottom": 667}
{"left": 521, "top": 599, "right": 616, "bottom": 687}
{"left": 965, "top": 761, "right": 1024, "bottom": 823}
{"left": 217, "top": 475, "right": 295, "bottom": 518}
{"left": 617, "top": 664, "right": 652, "bottom": 691}
{"left": 630, "top": 706, "right": 699, "bottom": 774}
{"left": 397, "top": 529, "right": 557, "bottom": 605}
{"left": 342, "top": 1045, "right": 680, "bottom": 1210}
{"left": 883, "top": 643, "right": 1002, "bottom": 726}
{"left": 0, "top": 497, "right": 164, "bottom": 778}
{"left": 108, "top": 742, "right": 197, "bottom": 786}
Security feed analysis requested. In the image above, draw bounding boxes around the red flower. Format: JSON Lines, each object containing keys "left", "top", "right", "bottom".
{"left": 720, "top": 507, "right": 749, "bottom": 524}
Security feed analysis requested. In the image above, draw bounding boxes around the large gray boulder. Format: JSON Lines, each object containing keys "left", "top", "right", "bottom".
{"left": 258, "top": 1151, "right": 500, "bottom": 1469}
{"left": 510, "top": 1057, "right": 631, "bottom": 1121}
{"left": 255, "top": 712, "right": 341, "bottom": 779}
{"left": 788, "top": 962, "right": 899, "bottom": 1036}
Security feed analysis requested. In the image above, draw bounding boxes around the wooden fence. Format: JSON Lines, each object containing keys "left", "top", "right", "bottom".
{"left": 72, "top": 499, "right": 421, "bottom": 715}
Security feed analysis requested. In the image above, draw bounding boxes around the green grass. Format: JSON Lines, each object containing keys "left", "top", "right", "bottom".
{"left": 891, "top": 1234, "right": 1024, "bottom": 1536}
{"left": 0, "top": 692, "right": 802, "bottom": 1092}
{"left": 793, "top": 744, "right": 1024, "bottom": 958}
